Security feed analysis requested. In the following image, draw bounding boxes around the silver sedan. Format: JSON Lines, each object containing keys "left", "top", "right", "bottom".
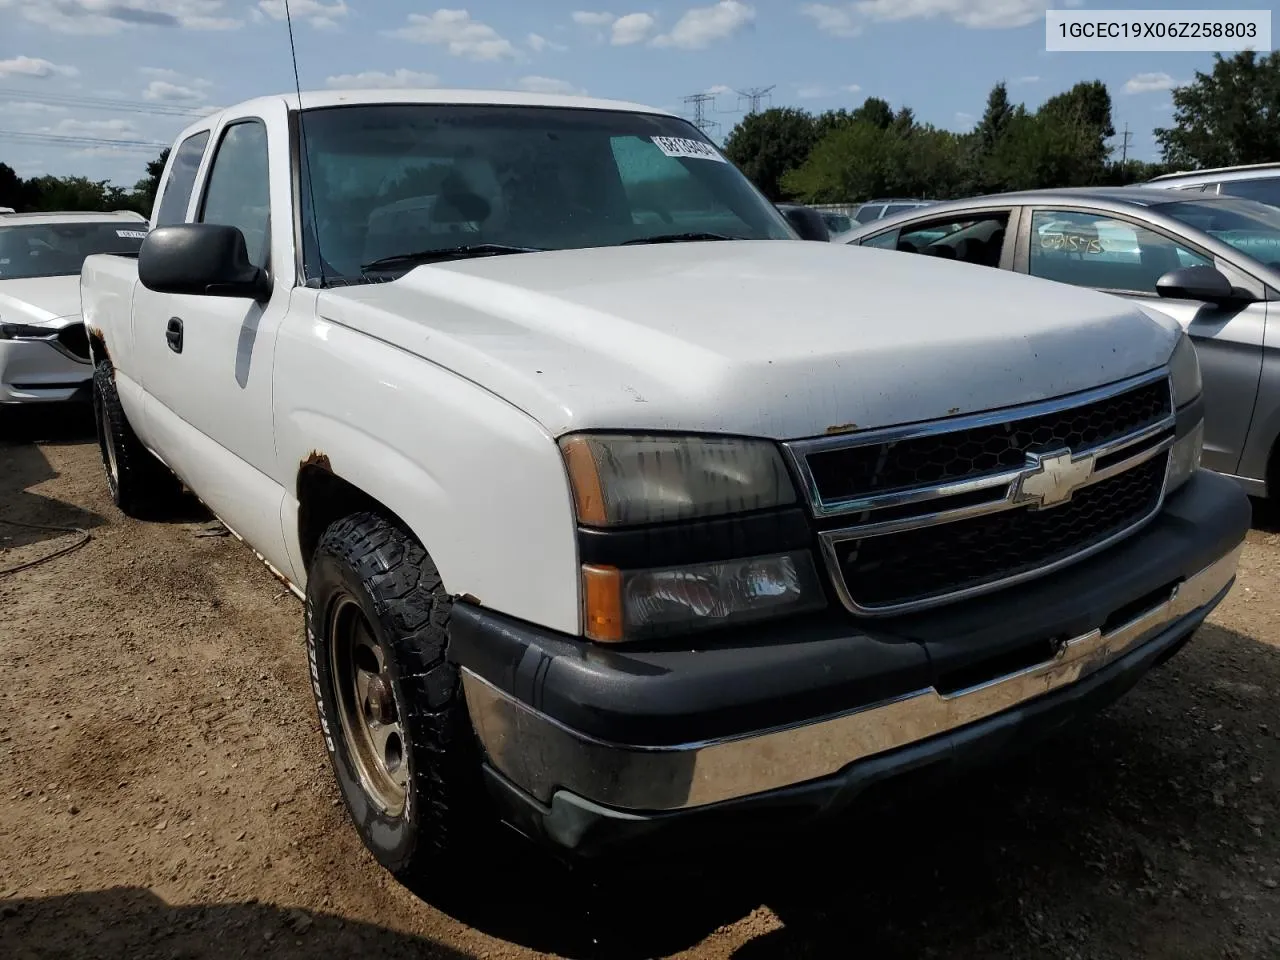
{"left": 837, "top": 187, "right": 1280, "bottom": 499}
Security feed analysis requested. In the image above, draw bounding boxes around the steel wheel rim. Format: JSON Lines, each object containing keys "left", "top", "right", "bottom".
{"left": 329, "top": 596, "right": 409, "bottom": 817}
{"left": 98, "top": 400, "right": 119, "bottom": 486}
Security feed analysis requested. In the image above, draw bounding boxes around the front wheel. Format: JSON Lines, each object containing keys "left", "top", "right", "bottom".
{"left": 305, "top": 512, "right": 486, "bottom": 879}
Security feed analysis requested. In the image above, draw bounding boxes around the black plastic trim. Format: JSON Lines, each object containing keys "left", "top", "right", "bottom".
{"left": 1176, "top": 393, "right": 1205, "bottom": 439}
{"left": 575, "top": 507, "right": 811, "bottom": 569}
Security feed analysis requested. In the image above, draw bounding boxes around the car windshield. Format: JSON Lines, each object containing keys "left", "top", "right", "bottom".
{"left": 1159, "top": 197, "right": 1280, "bottom": 269}
{"left": 0, "top": 221, "right": 147, "bottom": 280}
{"left": 297, "top": 103, "right": 794, "bottom": 283}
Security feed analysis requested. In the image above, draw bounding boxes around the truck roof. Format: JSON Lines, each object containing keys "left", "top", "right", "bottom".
{"left": 195, "top": 88, "right": 672, "bottom": 124}
{"left": 0, "top": 210, "right": 147, "bottom": 224}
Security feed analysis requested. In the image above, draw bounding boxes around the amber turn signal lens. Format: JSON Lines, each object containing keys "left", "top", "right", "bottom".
{"left": 582, "top": 564, "right": 624, "bottom": 643}
{"left": 559, "top": 436, "right": 609, "bottom": 526}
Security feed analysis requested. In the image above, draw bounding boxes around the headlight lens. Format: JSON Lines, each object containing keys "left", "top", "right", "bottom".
{"left": 559, "top": 433, "right": 797, "bottom": 527}
{"left": 582, "top": 550, "right": 826, "bottom": 642}
{"left": 1166, "top": 420, "right": 1203, "bottom": 495}
{"left": 1169, "top": 332, "right": 1202, "bottom": 408}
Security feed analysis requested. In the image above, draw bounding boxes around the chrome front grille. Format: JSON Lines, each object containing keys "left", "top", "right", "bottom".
{"left": 782, "top": 369, "right": 1175, "bottom": 616}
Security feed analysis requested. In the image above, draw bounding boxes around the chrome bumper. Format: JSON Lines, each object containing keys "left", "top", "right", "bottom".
{"left": 463, "top": 543, "right": 1241, "bottom": 813}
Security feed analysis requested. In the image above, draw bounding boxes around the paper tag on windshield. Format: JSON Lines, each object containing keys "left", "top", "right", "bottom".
{"left": 117, "top": 230, "right": 147, "bottom": 239}
{"left": 651, "top": 136, "right": 727, "bottom": 163}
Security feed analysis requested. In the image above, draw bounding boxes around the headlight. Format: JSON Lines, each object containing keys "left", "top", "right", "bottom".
{"left": 1169, "top": 332, "right": 1202, "bottom": 408}
{"left": 582, "top": 550, "right": 826, "bottom": 642}
{"left": 559, "top": 433, "right": 797, "bottom": 527}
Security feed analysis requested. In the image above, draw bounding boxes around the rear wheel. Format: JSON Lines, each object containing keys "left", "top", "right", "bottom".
{"left": 92, "top": 362, "right": 181, "bottom": 518}
{"left": 305, "top": 512, "right": 487, "bottom": 879}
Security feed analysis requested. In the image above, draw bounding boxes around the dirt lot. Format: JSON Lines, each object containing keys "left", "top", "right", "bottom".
{"left": 1, "top": 408, "right": 1279, "bottom": 960}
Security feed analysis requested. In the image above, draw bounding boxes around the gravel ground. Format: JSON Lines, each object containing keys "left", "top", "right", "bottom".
{"left": 1, "top": 407, "right": 1278, "bottom": 960}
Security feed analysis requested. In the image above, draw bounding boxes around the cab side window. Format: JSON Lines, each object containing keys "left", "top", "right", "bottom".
{"left": 891, "top": 212, "right": 1010, "bottom": 268}
{"left": 1028, "top": 210, "right": 1210, "bottom": 295}
{"left": 198, "top": 120, "right": 271, "bottom": 270}
{"left": 154, "top": 131, "right": 210, "bottom": 227}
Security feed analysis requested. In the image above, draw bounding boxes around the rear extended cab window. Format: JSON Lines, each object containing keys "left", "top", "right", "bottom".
{"left": 154, "top": 130, "right": 211, "bottom": 227}
{"left": 1217, "top": 177, "right": 1280, "bottom": 208}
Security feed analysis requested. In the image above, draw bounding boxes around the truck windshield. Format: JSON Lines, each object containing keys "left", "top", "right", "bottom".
{"left": 296, "top": 103, "right": 794, "bottom": 284}
{"left": 1159, "top": 197, "right": 1280, "bottom": 269}
{"left": 0, "top": 222, "right": 147, "bottom": 280}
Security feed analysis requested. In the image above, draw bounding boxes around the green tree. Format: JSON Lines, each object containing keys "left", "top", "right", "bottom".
{"left": 130, "top": 147, "right": 170, "bottom": 215}
{"left": 977, "top": 82, "right": 1015, "bottom": 152}
{"left": 1038, "top": 79, "right": 1115, "bottom": 176}
{"left": 0, "top": 162, "right": 28, "bottom": 210}
{"left": 851, "top": 97, "right": 894, "bottom": 130}
{"left": 782, "top": 120, "right": 963, "bottom": 203}
{"left": 1155, "top": 50, "right": 1280, "bottom": 169}
{"left": 721, "top": 106, "right": 816, "bottom": 201}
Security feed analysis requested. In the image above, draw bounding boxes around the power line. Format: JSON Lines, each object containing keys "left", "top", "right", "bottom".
{"left": 1117, "top": 122, "right": 1134, "bottom": 165}
{"left": 0, "top": 88, "right": 215, "bottom": 120}
{"left": 735, "top": 85, "right": 775, "bottom": 115}
{"left": 0, "top": 129, "right": 168, "bottom": 152}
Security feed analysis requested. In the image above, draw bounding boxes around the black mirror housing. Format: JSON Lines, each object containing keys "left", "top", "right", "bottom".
{"left": 779, "top": 205, "right": 831, "bottom": 242}
{"left": 139, "top": 224, "right": 271, "bottom": 301}
{"left": 1155, "top": 265, "right": 1243, "bottom": 306}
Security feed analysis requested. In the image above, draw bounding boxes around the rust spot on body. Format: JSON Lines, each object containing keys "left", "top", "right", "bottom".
{"left": 458, "top": 593, "right": 482, "bottom": 606}
{"left": 825, "top": 423, "right": 858, "bottom": 436}
{"left": 301, "top": 450, "right": 332, "bottom": 473}
{"left": 948, "top": 407, "right": 961, "bottom": 415}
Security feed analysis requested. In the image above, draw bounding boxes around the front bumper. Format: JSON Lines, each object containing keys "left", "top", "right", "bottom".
{"left": 0, "top": 336, "right": 93, "bottom": 404}
{"left": 450, "top": 470, "right": 1250, "bottom": 857}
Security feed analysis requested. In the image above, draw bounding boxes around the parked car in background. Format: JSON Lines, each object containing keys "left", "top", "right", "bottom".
{"left": 840, "top": 187, "right": 1280, "bottom": 499}
{"left": 0, "top": 207, "right": 16, "bottom": 215}
{"left": 1146, "top": 163, "right": 1280, "bottom": 208}
{"left": 852, "top": 197, "right": 936, "bottom": 226}
{"left": 1, "top": 210, "right": 147, "bottom": 407}
{"left": 82, "top": 90, "right": 1245, "bottom": 879}
{"left": 818, "top": 210, "right": 853, "bottom": 235}
{"left": 775, "top": 202, "right": 830, "bottom": 240}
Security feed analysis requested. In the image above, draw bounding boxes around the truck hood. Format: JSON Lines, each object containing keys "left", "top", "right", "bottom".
{"left": 0, "top": 275, "right": 81, "bottom": 327}
{"left": 316, "top": 240, "right": 1178, "bottom": 440}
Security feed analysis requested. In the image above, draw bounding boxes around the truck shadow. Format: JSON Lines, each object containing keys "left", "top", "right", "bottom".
{"left": 0, "top": 407, "right": 104, "bottom": 555}
{"left": 425, "top": 622, "right": 1280, "bottom": 960}
{"left": 0, "top": 887, "right": 475, "bottom": 959}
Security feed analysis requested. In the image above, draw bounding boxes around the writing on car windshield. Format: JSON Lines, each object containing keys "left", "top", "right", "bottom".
{"left": 0, "top": 222, "right": 146, "bottom": 280}
{"left": 297, "top": 104, "right": 792, "bottom": 283}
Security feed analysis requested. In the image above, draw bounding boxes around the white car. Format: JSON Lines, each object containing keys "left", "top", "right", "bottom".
{"left": 0, "top": 211, "right": 147, "bottom": 406}
{"left": 82, "top": 89, "right": 1247, "bottom": 875}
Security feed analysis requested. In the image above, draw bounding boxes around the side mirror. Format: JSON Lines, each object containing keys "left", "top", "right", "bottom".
{"left": 779, "top": 205, "right": 831, "bottom": 242}
{"left": 1155, "top": 265, "right": 1246, "bottom": 306}
{"left": 139, "top": 224, "right": 271, "bottom": 301}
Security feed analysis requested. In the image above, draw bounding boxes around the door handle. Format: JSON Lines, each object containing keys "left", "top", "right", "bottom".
{"left": 165, "top": 317, "right": 183, "bottom": 354}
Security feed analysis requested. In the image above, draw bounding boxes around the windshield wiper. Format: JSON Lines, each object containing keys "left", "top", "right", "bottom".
{"left": 620, "top": 232, "right": 741, "bottom": 245}
{"left": 361, "top": 243, "right": 541, "bottom": 273}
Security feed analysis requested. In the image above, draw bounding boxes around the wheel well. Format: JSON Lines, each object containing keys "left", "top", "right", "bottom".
{"left": 296, "top": 464, "right": 412, "bottom": 574}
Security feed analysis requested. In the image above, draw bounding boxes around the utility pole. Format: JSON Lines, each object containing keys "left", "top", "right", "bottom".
{"left": 681, "top": 92, "right": 720, "bottom": 136}
{"left": 735, "top": 85, "right": 775, "bottom": 115}
{"left": 1118, "top": 122, "right": 1133, "bottom": 165}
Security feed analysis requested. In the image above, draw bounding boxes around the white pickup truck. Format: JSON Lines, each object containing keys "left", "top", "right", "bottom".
{"left": 82, "top": 89, "right": 1249, "bottom": 877}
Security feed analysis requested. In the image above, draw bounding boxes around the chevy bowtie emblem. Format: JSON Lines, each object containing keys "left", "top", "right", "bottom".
{"left": 1014, "top": 449, "right": 1096, "bottom": 509}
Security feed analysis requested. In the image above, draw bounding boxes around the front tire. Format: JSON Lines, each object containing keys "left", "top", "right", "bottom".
{"left": 92, "top": 362, "right": 182, "bottom": 518}
{"left": 305, "top": 512, "right": 485, "bottom": 879}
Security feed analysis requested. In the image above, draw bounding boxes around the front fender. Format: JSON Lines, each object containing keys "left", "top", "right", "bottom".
{"left": 273, "top": 305, "right": 582, "bottom": 635}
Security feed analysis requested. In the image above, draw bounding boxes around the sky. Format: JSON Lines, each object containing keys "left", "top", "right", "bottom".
{"left": 0, "top": 0, "right": 1238, "bottom": 188}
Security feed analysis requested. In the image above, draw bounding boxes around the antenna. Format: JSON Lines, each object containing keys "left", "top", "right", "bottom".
{"left": 284, "top": 0, "right": 324, "bottom": 287}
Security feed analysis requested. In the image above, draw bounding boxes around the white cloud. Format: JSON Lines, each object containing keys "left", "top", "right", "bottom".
{"left": 256, "top": 0, "right": 349, "bottom": 29}
{"left": 653, "top": 1, "right": 754, "bottom": 49}
{"left": 527, "top": 32, "right": 566, "bottom": 51}
{"left": 1124, "top": 71, "right": 1177, "bottom": 94}
{"left": 797, "top": 84, "right": 832, "bottom": 99}
{"left": 389, "top": 9, "right": 520, "bottom": 61}
{"left": 0, "top": 0, "right": 241, "bottom": 34}
{"left": 956, "top": 111, "right": 975, "bottom": 123}
{"left": 516, "top": 76, "right": 587, "bottom": 96}
{"left": 802, "top": 0, "right": 1050, "bottom": 37}
{"left": 800, "top": 4, "right": 861, "bottom": 37}
{"left": 0, "top": 100, "right": 68, "bottom": 115}
{"left": 611, "top": 12, "right": 655, "bottom": 45}
{"left": 0, "top": 56, "right": 79, "bottom": 79}
{"left": 142, "top": 80, "right": 208, "bottom": 102}
{"left": 843, "top": 83, "right": 862, "bottom": 93}
{"left": 571, "top": 11, "right": 616, "bottom": 26}
{"left": 325, "top": 69, "right": 441, "bottom": 89}
{"left": 1014, "top": 74, "right": 1040, "bottom": 84}
{"left": 705, "top": 84, "right": 733, "bottom": 95}
{"left": 43, "top": 117, "right": 139, "bottom": 137}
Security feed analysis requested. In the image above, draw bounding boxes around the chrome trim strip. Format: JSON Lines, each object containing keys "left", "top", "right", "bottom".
{"left": 782, "top": 366, "right": 1171, "bottom": 520}
{"left": 463, "top": 543, "right": 1241, "bottom": 813}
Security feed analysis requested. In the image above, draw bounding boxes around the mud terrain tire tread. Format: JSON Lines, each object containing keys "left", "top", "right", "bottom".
{"left": 92, "top": 362, "right": 182, "bottom": 518}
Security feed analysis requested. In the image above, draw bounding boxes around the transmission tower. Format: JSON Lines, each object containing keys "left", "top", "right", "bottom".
{"left": 1117, "top": 122, "right": 1133, "bottom": 165}
{"left": 735, "top": 85, "right": 775, "bottom": 115}
{"left": 681, "top": 92, "right": 721, "bottom": 136}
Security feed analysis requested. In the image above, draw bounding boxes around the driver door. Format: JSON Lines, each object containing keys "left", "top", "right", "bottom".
{"left": 1022, "top": 207, "right": 1266, "bottom": 477}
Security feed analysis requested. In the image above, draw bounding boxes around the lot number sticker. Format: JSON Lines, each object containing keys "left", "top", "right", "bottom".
{"left": 651, "top": 136, "right": 728, "bottom": 163}
{"left": 117, "top": 230, "right": 148, "bottom": 239}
